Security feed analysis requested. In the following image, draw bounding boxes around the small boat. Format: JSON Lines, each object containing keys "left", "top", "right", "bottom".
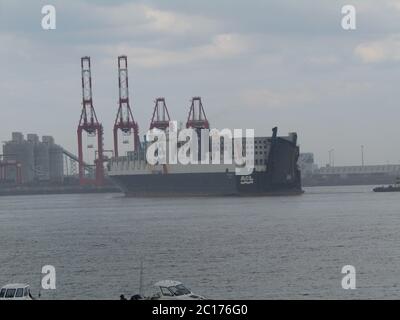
{"left": 148, "top": 280, "right": 205, "bottom": 300}
{"left": 123, "top": 280, "right": 205, "bottom": 300}
{"left": 0, "top": 284, "right": 34, "bottom": 300}
{"left": 120, "top": 261, "right": 205, "bottom": 300}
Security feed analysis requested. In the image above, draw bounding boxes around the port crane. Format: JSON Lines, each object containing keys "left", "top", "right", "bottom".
{"left": 113, "top": 55, "right": 140, "bottom": 158}
{"left": 77, "top": 56, "right": 104, "bottom": 186}
{"left": 186, "top": 97, "right": 209, "bottom": 130}
{"left": 0, "top": 155, "right": 22, "bottom": 185}
{"left": 150, "top": 97, "right": 171, "bottom": 130}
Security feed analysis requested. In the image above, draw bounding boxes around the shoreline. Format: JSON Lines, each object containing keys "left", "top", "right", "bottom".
{"left": 0, "top": 185, "right": 122, "bottom": 197}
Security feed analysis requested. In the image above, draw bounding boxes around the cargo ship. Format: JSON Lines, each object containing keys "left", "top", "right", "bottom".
{"left": 107, "top": 126, "right": 303, "bottom": 197}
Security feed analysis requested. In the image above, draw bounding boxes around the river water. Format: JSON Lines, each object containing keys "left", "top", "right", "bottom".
{"left": 1, "top": 185, "right": 400, "bottom": 299}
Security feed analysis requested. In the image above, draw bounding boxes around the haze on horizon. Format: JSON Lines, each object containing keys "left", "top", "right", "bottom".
{"left": 1, "top": 0, "right": 400, "bottom": 167}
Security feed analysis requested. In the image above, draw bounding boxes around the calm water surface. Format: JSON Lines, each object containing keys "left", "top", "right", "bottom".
{"left": 1, "top": 185, "right": 400, "bottom": 299}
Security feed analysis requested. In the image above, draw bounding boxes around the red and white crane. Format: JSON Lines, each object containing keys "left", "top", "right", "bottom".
{"left": 150, "top": 97, "right": 171, "bottom": 130}
{"left": 113, "top": 55, "right": 140, "bottom": 158}
{"left": 186, "top": 97, "right": 209, "bottom": 129}
{"left": 77, "top": 56, "right": 104, "bottom": 186}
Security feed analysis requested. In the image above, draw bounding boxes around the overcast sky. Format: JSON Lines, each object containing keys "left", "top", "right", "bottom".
{"left": 1, "top": 0, "right": 400, "bottom": 166}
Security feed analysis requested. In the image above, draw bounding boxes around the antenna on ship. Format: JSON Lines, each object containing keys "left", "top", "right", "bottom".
{"left": 139, "top": 259, "right": 144, "bottom": 296}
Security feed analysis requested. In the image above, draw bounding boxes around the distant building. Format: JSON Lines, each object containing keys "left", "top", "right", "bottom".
{"left": 298, "top": 153, "right": 318, "bottom": 178}
{"left": 3, "top": 133, "right": 35, "bottom": 183}
{"left": 304, "top": 164, "right": 400, "bottom": 186}
{"left": 2, "top": 132, "right": 64, "bottom": 184}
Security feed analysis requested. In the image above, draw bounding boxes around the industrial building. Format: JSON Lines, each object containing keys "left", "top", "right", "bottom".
{"left": 298, "top": 153, "right": 318, "bottom": 178}
{"left": 1, "top": 132, "right": 64, "bottom": 184}
{"left": 297, "top": 153, "right": 400, "bottom": 186}
{"left": 305, "top": 165, "right": 400, "bottom": 186}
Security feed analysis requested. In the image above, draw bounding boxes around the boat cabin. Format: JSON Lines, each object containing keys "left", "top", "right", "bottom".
{"left": 0, "top": 284, "right": 32, "bottom": 300}
{"left": 151, "top": 280, "right": 204, "bottom": 300}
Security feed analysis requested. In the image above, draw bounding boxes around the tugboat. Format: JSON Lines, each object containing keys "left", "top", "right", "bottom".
{"left": 373, "top": 177, "right": 400, "bottom": 192}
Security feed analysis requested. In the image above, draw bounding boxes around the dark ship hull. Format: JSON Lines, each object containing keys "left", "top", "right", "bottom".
{"left": 110, "top": 171, "right": 302, "bottom": 197}
{"left": 109, "top": 128, "right": 303, "bottom": 197}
